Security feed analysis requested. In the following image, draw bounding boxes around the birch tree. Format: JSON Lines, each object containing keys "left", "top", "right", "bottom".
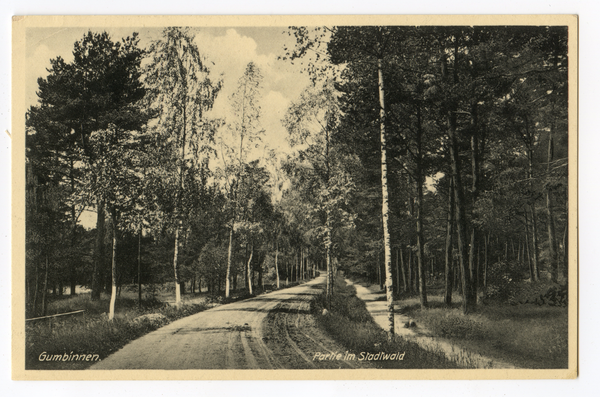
{"left": 144, "top": 27, "right": 221, "bottom": 306}
{"left": 219, "top": 62, "right": 265, "bottom": 298}
{"left": 327, "top": 26, "right": 404, "bottom": 336}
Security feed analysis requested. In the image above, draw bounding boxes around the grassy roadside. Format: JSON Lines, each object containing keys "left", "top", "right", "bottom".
{"left": 313, "top": 276, "right": 468, "bottom": 369}
{"left": 26, "top": 294, "right": 209, "bottom": 370}
{"left": 400, "top": 295, "right": 568, "bottom": 369}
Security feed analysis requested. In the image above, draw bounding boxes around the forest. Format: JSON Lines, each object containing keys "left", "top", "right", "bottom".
{"left": 25, "top": 24, "right": 569, "bottom": 339}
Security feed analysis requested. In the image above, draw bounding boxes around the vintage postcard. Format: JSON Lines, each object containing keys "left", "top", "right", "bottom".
{"left": 12, "top": 15, "right": 578, "bottom": 380}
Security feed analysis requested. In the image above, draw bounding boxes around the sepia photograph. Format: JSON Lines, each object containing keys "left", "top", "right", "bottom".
{"left": 11, "top": 14, "right": 578, "bottom": 380}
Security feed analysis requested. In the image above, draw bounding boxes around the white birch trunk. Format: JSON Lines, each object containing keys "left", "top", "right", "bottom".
{"left": 378, "top": 56, "right": 395, "bottom": 337}
{"left": 109, "top": 217, "right": 117, "bottom": 320}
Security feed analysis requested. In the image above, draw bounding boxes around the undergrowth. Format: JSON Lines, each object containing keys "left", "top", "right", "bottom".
{"left": 314, "top": 276, "right": 465, "bottom": 369}
{"left": 26, "top": 296, "right": 208, "bottom": 370}
{"left": 402, "top": 298, "right": 568, "bottom": 369}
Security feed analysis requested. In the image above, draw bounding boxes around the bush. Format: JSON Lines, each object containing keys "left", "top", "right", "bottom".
{"left": 428, "top": 314, "right": 488, "bottom": 340}
{"left": 537, "top": 284, "right": 568, "bottom": 307}
{"left": 485, "top": 260, "right": 527, "bottom": 302}
{"left": 486, "top": 275, "right": 568, "bottom": 307}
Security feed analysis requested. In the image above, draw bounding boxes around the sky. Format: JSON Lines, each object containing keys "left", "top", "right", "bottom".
{"left": 25, "top": 26, "right": 313, "bottom": 153}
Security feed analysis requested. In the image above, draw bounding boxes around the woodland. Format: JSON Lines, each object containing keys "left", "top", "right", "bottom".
{"left": 25, "top": 25, "right": 568, "bottom": 339}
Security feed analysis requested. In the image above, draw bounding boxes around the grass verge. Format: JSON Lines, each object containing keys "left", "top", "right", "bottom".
{"left": 26, "top": 295, "right": 208, "bottom": 370}
{"left": 313, "top": 276, "right": 466, "bottom": 369}
{"left": 401, "top": 296, "right": 568, "bottom": 369}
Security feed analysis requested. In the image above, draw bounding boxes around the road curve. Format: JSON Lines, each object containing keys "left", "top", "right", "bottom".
{"left": 92, "top": 276, "right": 369, "bottom": 370}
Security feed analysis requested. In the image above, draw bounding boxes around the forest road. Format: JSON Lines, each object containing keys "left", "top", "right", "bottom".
{"left": 91, "top": 276, "right": 367, "bottom": 370}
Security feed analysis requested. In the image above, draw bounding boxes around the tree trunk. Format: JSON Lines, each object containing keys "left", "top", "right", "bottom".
{"left": 524, "top": 114, "right": 540, "bottom": 281}
{"left": 562, "top": 202, "right": 569, "bottom": 281}
{"left": 407, "top": 248, "right": 412, "bottom": 293}
{"left": 69, "top": 160, "right": 78, "bottom": 296}
{"left": 91, "top": 196, "right": 105, "bottom": 301}
{"left": 173, "top": 78, "right": 189, "bottom": 305}
{"left": 326, "top": 211, "right": 333, "bottom": 308}
{"left": 173, "top": 222, "right": 182, "bottom": 307}
{"left": 258, "top": 260, "right": 263, "bottom": 291}
{"left": 455, "top": 253, "right": 462, "bottom": 296}
{"left": 138, "top": 226, "right": 142, "bottom": 308}
{"left": 32, "top": 263, "right": 39, "bottom": 317}
{"left": 109, "top": 212, "right": 117, "bottom": 321}
{"left": 444, "top": 178, "right": 455, "bottom": 305}
{"left": 395, "top": 248, "right": 400, "bottom": 295}
{"left": 467, "top": 102, "right": 480, "bottom": 307}
{"left": 377, "top": 53, "right": 394, "bottom": 338}
{"left": 225, "top": 222, "right": 234, "bottom": 298}
{"left": 275, "top": 240, "right": 280, "bottom": 289}
{"left": 300, "top": 248, "right": 304, "bottom": 281}
{"left": 449, "top": 110, "right": 475, "bottom": 314}
{"left": 247, "top": 244, "right": 254, "bottom": 295}
{"left": 415, "top": 107, "right": 427, "bottom": 308}
{"left": 41, "top": 255, "right": 49, "bottom": 316}
{"left": 483, "top": 233, "right": 489, "bottom": 296}
{"left": 399, "top": 248, "right": 407, "bottom": 292}
{"left": 525, "top": 228, "right": 533, "bottom": 280}
{"left": 546, "top": 108, "right": 560, "bottom": 282}
{"left": 378, "top": 256, "right": 382, "bottom": 286}
{"left": 294, "top": 250, "right": 297, "bottom": 282}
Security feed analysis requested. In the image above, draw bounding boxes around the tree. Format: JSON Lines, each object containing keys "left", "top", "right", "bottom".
{"left": 27, "top": 31, "right": 148, "bottom": 301}
{"left": 82, "top": 126, "right": 147, "bottom": 319}
{"left": 326, "top": 26, "right": 411, "bottom": 336}
{"left": 144, "top": 27, "right": 221, "bottom": 306}
{"left": 218, "top": 61, "right": 265, "bottom": 298}
{"left": 284, "top": 79, "right": 357, "bottom": 308}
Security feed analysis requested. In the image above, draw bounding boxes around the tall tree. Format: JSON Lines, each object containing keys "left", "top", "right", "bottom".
{"left": 283, "top": 80, "right": 355, "bottom": 307}
{"left": 327, "top": 26, "right": 409, "bottom": 336}
{"left": 82, "top": 126, "right": 147, "bottom": 319}
{"left": 218, "top": 62, "right": 264, "bottom": 298}
{"left": 144, "top": 27, "right": 221, "bottom": 306}
{"left": 27, "top": 31, "right": 148, "bottom": 300}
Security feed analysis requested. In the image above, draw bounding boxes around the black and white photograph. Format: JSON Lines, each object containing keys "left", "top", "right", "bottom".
{"left": 11, "top": 15, "right": 577, "bottom": 380}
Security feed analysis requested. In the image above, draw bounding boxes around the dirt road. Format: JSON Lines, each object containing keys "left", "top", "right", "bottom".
{"left": 92, "top": 276, "right": 369, "bottom": 370}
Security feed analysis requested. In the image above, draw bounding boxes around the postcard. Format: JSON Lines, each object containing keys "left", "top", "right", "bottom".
{"left": 12, "top": 14, "right": 578, "bottom": 380}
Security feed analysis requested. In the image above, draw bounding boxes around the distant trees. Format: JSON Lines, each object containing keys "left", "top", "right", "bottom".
{"left": 283, "top": 80, "right": 355, "bottom": 308}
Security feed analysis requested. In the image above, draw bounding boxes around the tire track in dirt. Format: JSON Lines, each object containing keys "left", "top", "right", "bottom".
{"left": 261, "top": 281, "right": 371, "bottom": 369}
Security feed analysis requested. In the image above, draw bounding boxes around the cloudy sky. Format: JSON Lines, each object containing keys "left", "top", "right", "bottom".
{"left": 25, "top": 26, "right": 313, "bottom": 153}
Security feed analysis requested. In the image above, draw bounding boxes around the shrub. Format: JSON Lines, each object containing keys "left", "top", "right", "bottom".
{"left": 485, "top": 260, "right": 527, "bottom": 302}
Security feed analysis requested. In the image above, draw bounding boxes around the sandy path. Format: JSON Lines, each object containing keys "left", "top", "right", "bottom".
{"left": 347, "top": 279, "right": 517, "bottom": 369}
